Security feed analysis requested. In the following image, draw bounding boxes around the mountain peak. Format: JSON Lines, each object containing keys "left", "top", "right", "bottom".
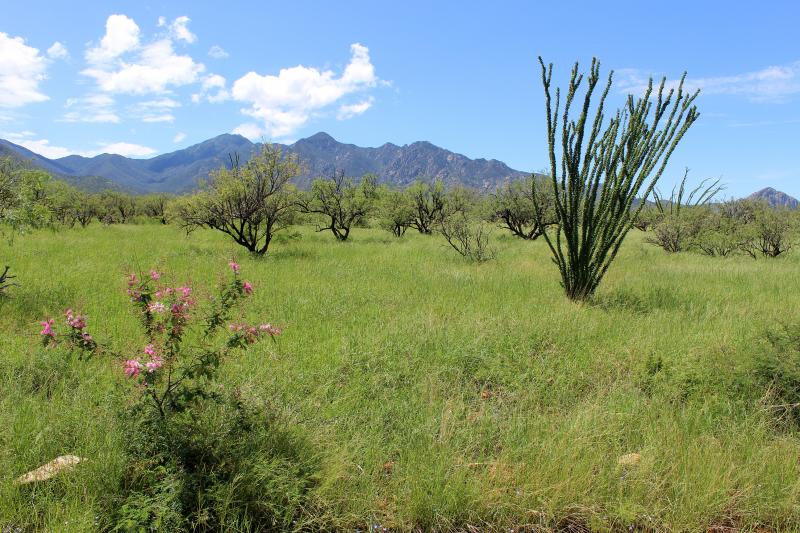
{"left": 300, "top": 132, "right": 336, "bottom": 144}
{"left": 748, "top": 187, "right": 799, "bottom": 208}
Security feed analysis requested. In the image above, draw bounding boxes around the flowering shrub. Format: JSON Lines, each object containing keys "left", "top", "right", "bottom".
{"left": 36, "top": 261, "right": 314, "bottom": 531}
{"left": 120, "top": 261, "right": 278, "bottom": 418}
{"left": 39, "top": 308, "right": 98, "bottom": 358}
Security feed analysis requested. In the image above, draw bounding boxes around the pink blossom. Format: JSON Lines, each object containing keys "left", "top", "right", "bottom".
{"left": 144, "top": 344, "right": 156, "bottom": 356}
{"left": 259, "top": 323, "right": 282, "bottom": 336}
{"left": 65, "top": 309, "right": 87, "bottom": 330}
{"left": 150, "top": 270, "right": 161, "bottom": 280}
{"left": 145, "top": 356, "right": 164, "bottom": 372}
{"left": 243, "top": 281, "right": 253, "bottom": 295}
{"left": 148, "top": 302, "right": 166, "bottom": 313}
{"left": 229, "top": 261, "right": 241, "bottom": 274}
{"left": 128, "top": 273, "right": 137, "bottom": 284}
{"left": 39, "top": 319, "right": 56, "bottom": 338}
{"left": 123, "top": 359, "right": 142, "bottom": 378}
{"left": 177, "top": 286, "right": 192, "bottom": 298}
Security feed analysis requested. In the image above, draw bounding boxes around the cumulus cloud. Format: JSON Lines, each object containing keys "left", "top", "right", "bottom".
{"left": 191, "top": 73, "right": 229, "bottom": 103}
{"left": 131, "top": 97, "right": 180, "bottom": 122}
{"left": 169, "top": 16, "right": 197, "bottom": 44}
{"left": 98, "top": 142, "right": 157, "bottom": 157}
{"left": 86, "top": 14, "right": 140, "bottom": 64}
{"left": 63, "top": 94, "right": 119, "bottom": 123}
{"left": 0, "top": 32, "right": 49, "bottom": 108}
{"left": 231, "top": 43, "right": 380, "bottom": 138}
{"left": 47, "top": 41, "right": 69, "bottom": 60}
{"left": 337, "top": 97, "right": 374, "bottom": 120}
{"left": 232, "top": 123, "right": 264, "bottom": 140}
{"left": 617, "top": 60, "right": 800, "bottom": 103}
{"left": 5, "top": 131, "right": 156, "bottom": 158}
{"left": 173, "top": 132, "right": 186, "bottom": 143}
{"left": 208, "top": 45, "right": 229, "bottom": 59}
{"left": 82, "top": 14, "right": 204, "bottom": 95}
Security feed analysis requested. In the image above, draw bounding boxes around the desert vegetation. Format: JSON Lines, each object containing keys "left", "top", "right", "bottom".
{"left": 4, "top": 58, "right": 800, "bottom": 532}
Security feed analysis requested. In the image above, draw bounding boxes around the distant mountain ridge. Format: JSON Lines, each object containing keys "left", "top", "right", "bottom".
{"left": 0, "top": 132, "right": 528, "bottom": 193}
{"left": 747, "top": 187, "right": 799, "bottom": 209}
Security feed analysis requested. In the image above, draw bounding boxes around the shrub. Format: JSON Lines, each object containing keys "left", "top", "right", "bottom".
{"left": 756, "top": 324, "right": 800, "bottom": 426}
{"left": 741, "top": 204, "right": 794, "bottom": 258}
{"left": 439, "top": 213, "right": 496, "bottom": 262}
{"left": 37, "top": 263, "right": 315, "bottom": 530}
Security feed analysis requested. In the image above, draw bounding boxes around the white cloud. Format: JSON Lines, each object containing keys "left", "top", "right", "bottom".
{"left": 337, "top": 97, "right": 374, "bottom": 120}
{"left": 169, "top": 16, "right": 196, "bottom": 44}
{"left": 97, "top": 142, "right": 157, "bottom": 157}
{"left": 131, "top": 97, "right": 180, "bottom": 122}
{"left": 232, "top": 123, "right": 264, "bottom": 140}
{"left": 47, "top": 41, "right": 69, "bottom": 60}
{"left": 82, "top": 14, "right": 205, "bottom": 95}
{"left": 5, "top": 131, "right": 156, "bottom": 159}
{"left": 84, "top": 37, "right": 205, "bottom": 94}
{"left": 6, "top": 132, "right": 74, "bottom": 158}
{"left": 0, "top": 32, "right": 49, "bottom": 108}
{"left": 192, "top": 73, "right": 229, "bottom": 103}
{"left": 231, "top": 42, "right": 380, "bottom": 138}
{"left": 173, "top": 132, "right": 186, "bottom": 143}
{"left": 617, "top": 60, "right": 800, "bottom": 103}
{"left": 208, "top": 45, "right": 229, "bottom": 59}
{"left": 63, "top": 94, "right": 120, "bottom": 123}
{"left": 86, "top": 14, "right": 140, "bottom": 64}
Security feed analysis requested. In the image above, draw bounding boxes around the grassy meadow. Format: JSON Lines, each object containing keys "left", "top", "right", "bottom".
{"left": 2, "top": 222, "right": 800, "bottom": 531}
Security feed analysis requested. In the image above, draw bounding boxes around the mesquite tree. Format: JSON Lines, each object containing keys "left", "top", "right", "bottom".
{"left": 0, "top": 158, "right": 52, "bottom": 292}
{"left": 491, "top": 176, "right": 556, "bottom": 240}
{"left": 533, "top": 57, "right": 700, "bottom": 300}
{"left": 298, "top": 171, "right": 377, "bottom": 241}
{"left": 408, "top": 180, "right": 446, "bottom": 234}
{"left": 177, "top": 144, "right": 300, "bottom": 254}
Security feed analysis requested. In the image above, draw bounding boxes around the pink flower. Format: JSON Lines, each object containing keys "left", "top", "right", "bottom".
{"left": 144, "top": 344, "right": 156, "bottom": 356}
{"left": 243, "top": 281, "right": 253, "bottom": 295}
{"left": 177, "top": 286, "right": 192, "bottom": 298}
{"left": 150, "top": 270, "right": 161, "bottom": 280}
{"left": 145, "top": 356, "right": 164, "bottom": 372}
{"left": 259, "top": 323, "right": 282, "bottom": 336}
{"left": 148, "top": 302, "right": 166, "bottom": 313}
{"left": 128, "top": 273, "right": 137, "bottom": 284}
{"left": 39, "top": 319, "right": 56, "bottom": 338}
{"left": 65, "top": 309, "right": 87, "bottom": 330}
{"left": 229, "top": 261, "right": 240, "bottom": 274}
{"left": 123, "top": 359, "right": 142, "bottom": 378}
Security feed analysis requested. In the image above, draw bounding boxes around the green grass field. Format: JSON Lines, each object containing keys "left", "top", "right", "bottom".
{"left": 2, "top": 223, "right": 800, "bottom": 531}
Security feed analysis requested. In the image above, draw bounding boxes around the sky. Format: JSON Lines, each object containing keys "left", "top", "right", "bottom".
{"left": 1, "top": 0, "right": 799, "bottom": 197}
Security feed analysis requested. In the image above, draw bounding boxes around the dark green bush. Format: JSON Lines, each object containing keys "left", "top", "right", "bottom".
{"left": 755, "top": 324, "right": 800, "bottom": 425}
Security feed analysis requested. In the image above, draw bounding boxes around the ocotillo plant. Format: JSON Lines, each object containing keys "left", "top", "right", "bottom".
{"left": 533, "top": 57, "right": 700, "bottom": 301}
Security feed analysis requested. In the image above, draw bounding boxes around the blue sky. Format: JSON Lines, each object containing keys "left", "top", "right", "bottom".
{"left": 1, "top": 0, "right": 799, "bottom": 197}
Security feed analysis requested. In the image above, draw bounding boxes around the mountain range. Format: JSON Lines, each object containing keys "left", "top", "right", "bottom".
{"left": 0, "top": 132, "right": 527, "bottom": 193}
{"left": 1, "top": 132, "right": 797, "bottom": 207}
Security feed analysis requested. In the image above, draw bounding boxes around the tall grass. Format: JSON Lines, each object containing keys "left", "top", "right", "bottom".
{"left": 2, "top": 224, "right": 800, "bottom": 530}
